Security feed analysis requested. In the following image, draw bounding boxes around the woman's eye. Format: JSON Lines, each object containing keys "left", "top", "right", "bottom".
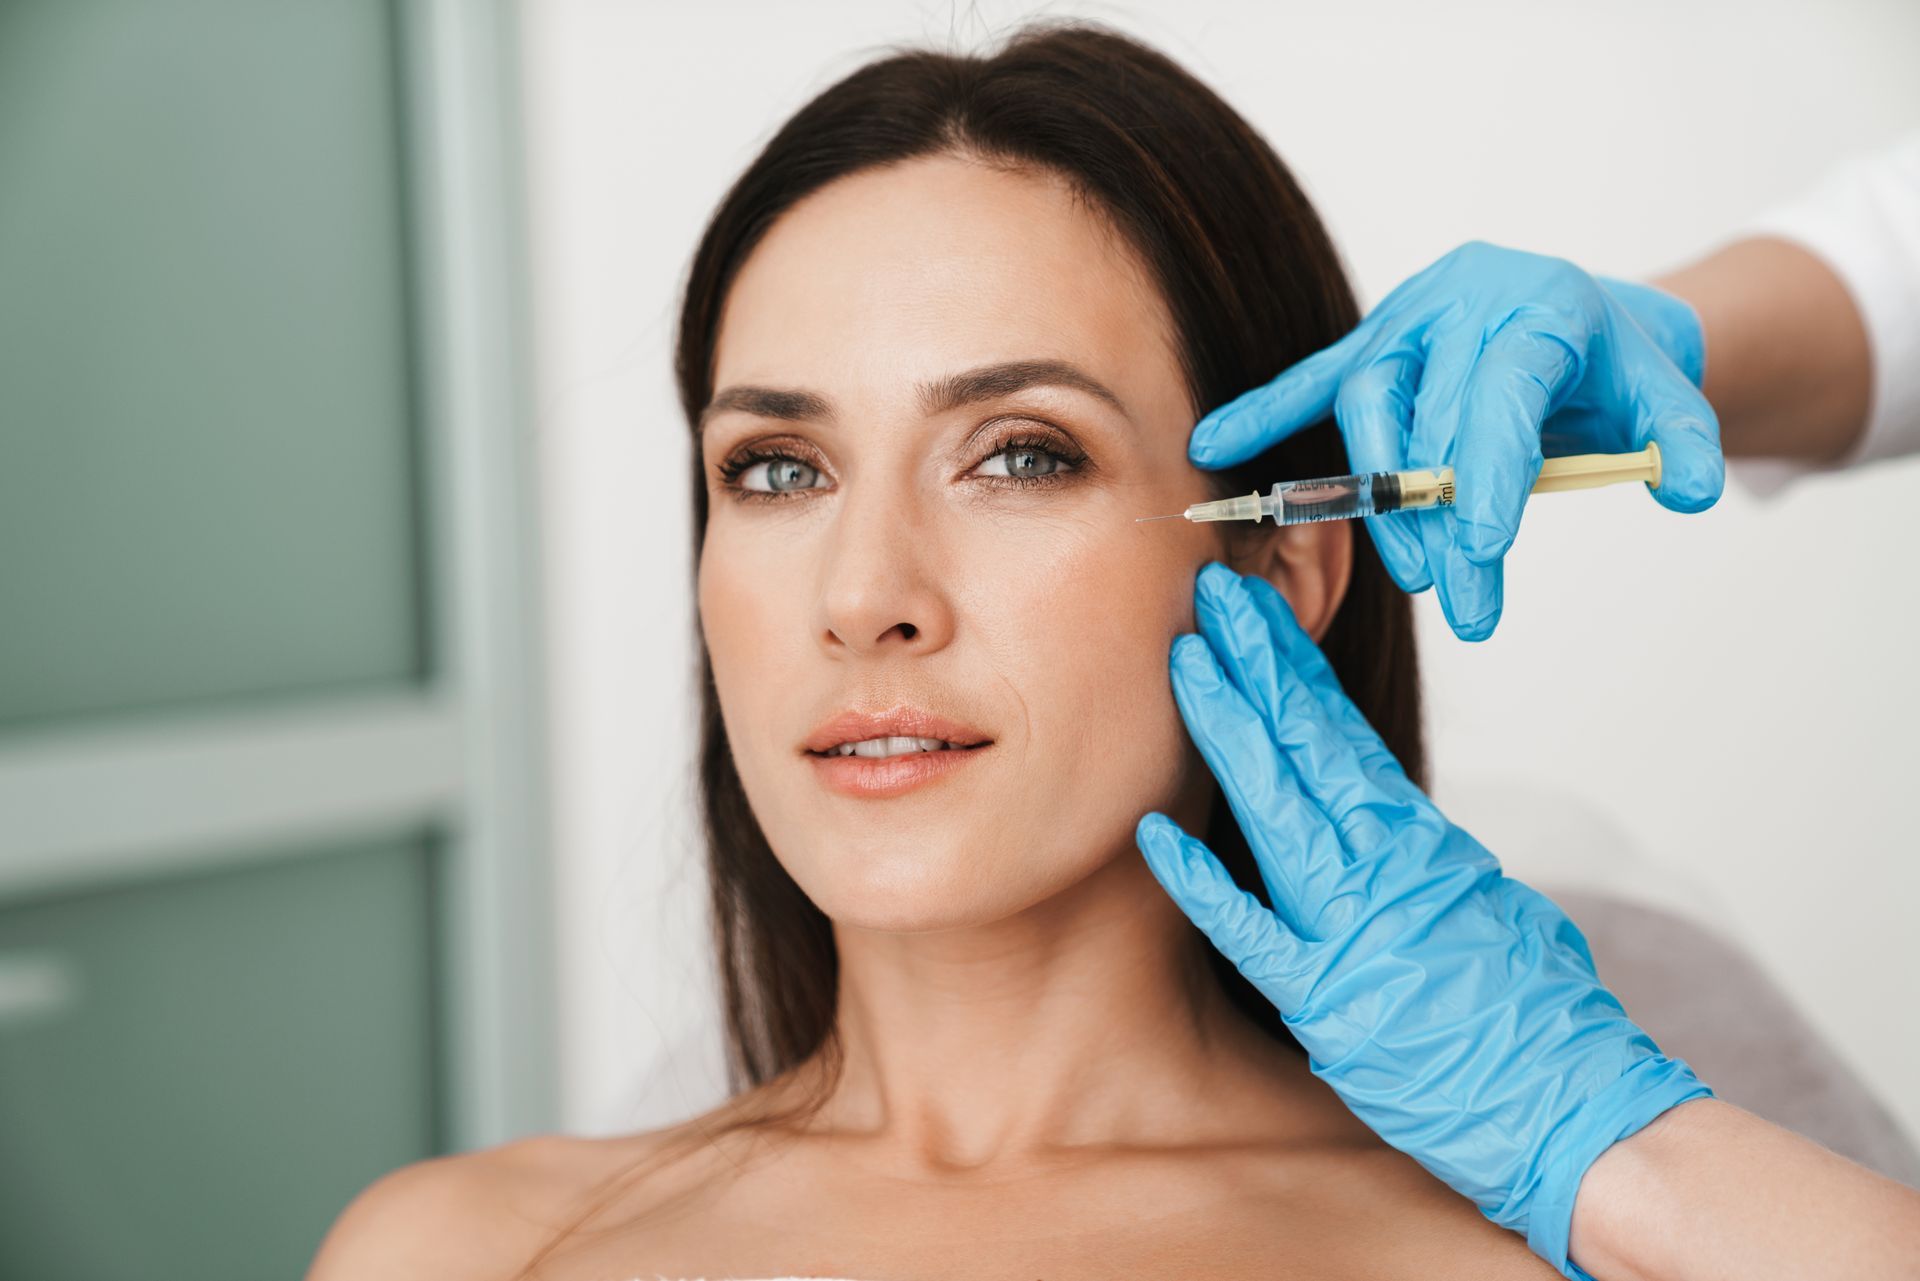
{"left": 734, "top": 456, "right": 826, "bottom": 493}
{"left": 975, "top": 443, "right": 1074, "bottom": 480}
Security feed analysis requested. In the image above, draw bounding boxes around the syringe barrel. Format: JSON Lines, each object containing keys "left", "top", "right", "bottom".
{"left": 1266, "top": 468, "right": 1452, "bottom": 525}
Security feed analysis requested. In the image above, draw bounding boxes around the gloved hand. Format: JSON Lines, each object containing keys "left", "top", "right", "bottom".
{"left": 1187, "top": 242, "right": 1726, "bottom": 640}
{"left": 1135, "top": 563, "right": 1712, "bottom": 1277}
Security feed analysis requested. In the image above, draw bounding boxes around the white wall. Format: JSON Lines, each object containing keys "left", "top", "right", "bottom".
{"left": 519, "top": 0, "right": 1920, "bottom": 1143}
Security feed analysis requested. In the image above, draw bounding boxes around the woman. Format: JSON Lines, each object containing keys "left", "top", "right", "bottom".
{"left": 308, "top": 23, "right": 1917, "bottom": 1281}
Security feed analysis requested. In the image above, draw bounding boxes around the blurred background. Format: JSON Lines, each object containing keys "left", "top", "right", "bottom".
{"left": 2, "top": 1, "right": 1916, "bottom": 1276}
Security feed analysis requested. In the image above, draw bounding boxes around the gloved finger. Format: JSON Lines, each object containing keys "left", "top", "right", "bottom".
{"left": 1188, "top": 324, "right": 1371, "bottom": 468}
{"left": 1336, "top": 345, "right": 1432, "bottom": 593}
{"left": 1397, "top": 327, "right": 1509, "bottom": 641}
{"left": 1169, "top": 632, "right": 1346, "bottom": 928}
{"left": 1194, "top": 565, "right": 1398, "bottom": 856}
{"left": 1404, "top": 323, "right": 1478, "bottom": 473}
{"left": 1600, "top": 275, "right": 1706, "bottom": 384}
{"left": 1421, "top": 507, "right": 1505, "bottom": 641}
{"left": 1232, "top": 572, "right": 1418, "bottom": 797}
{"left": 1136, "top": 811, "right": 1307, "bottom": 1009}
{"left": 1455, "top": 319, "right": 1575, "bottom": 565}
{"left": 1633, "top": 376, "right": 1724, "bottom": 514}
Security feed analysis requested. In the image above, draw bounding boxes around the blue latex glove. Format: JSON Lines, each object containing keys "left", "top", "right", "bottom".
{"left": 1136, "top": 563, "right": 1712, "bottom": 1277}
{"left": 1188, "top": 242, "right": 1726, "bottom": 641}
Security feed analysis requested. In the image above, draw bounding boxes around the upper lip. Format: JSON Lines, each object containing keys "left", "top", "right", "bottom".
{"left": 802, "top": 706, "right": 993, "bottom": 754}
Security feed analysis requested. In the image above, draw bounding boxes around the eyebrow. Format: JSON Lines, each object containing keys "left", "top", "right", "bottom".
{"left": 699, "top": 359, "right": 1128, "bottom": 430}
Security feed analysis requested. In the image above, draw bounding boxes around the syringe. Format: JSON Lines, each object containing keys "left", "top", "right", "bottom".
{"left": 1136, "top": 443, "right": 1662, "bottom": 527}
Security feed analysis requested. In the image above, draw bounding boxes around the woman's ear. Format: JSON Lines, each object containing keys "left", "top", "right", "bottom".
{"left": 1222, "top": 520, "right": 1353, "bottom": 643}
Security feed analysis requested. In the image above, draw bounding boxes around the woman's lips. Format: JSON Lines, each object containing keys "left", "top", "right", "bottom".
{"left": 801, "top": 706, "right": 994, "bottom": 798}
{"left": 802, "top": 706, "right": 990, "bottom": 754}
{"left": 807, "top": 742, "right": 991, "bottom": 798}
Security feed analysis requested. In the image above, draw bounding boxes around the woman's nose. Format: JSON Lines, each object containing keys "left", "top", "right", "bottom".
{"left": 814, "top": 484, "right": 956, "bottom": 656}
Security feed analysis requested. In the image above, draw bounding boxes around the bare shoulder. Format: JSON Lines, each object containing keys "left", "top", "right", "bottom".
{"left": 304, "top": 1145, "right": 506, "bottom": 1280}
{"left": 303, "top": 1131, "right": 672, "bottom": 1281}
{"left": 1279, "top": 1143, "right": 1563, "bottom": 1280}
{"left": 1198, "top": 1058, "right": 1558, "bottom": 1279}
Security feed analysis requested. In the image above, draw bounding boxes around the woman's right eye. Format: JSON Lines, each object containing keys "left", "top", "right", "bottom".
{"left": 730, "top": 455, "right": 827, "bottom": 494}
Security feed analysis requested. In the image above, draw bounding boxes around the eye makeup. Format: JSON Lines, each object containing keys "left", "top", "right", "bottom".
{"left": 711, "top": 416, "right": 1093, "bottom": 504}
{"left": 963, "top": 421, "right": 1089, "bottom": 490}
{"left": 714, "top": 433, "right": 828, "bottom": 496}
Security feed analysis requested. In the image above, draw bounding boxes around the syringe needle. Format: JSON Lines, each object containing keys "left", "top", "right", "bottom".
{"left": 1134, "top": 513, "right": 1183, "bottom": 523}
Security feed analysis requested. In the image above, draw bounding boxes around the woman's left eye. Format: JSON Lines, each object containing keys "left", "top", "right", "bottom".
{"left": 974, "top": 441, "right": 1077, "bottom": 480}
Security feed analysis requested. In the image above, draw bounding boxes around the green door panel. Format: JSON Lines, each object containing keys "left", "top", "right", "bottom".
{"left": 0, "top": 832, "right": 443, "bottom": 1280}
{"left": 0, "top": 0, "right": 429, "bottom": 727}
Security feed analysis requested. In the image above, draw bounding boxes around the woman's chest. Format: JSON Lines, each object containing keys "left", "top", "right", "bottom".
{"left": 529, "top": 1151, "right": 1554, "bottom": 1281}
{"left": 561, "top": 1201, "right": 1338, "bottom": 1281}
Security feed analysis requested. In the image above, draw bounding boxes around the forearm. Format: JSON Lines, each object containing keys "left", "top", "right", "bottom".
{"left": 1652, "top": 238, "right": 1872, "bottom": 463}
{"left": 1569, "top": 1097, "right": 1920, "bottom": 1280}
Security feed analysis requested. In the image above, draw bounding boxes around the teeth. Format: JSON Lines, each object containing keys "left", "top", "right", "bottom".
{"left": 832, "top": 736, "right": 959, "bottom": 758}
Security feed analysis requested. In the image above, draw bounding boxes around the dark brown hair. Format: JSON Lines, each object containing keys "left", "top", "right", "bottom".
{"left": 514, "top": 21, "right": 1422, "bottom": 1274}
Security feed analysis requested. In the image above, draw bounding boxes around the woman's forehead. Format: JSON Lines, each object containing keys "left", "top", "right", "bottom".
{"left": 712, "top": 154, "right": 1183, "bottom": 408}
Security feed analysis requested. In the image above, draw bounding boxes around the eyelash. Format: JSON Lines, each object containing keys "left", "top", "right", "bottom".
{"left": 714, "top": 426, "right": 1089, "bottom": 503}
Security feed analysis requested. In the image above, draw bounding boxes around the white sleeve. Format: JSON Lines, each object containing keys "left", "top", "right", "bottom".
{"left": 1729, "top": 130, "right": 1920, "bottom": 497}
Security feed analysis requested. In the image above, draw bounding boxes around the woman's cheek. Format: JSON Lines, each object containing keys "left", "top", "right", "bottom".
{"left": 697, "top": 536, "right": 795, "bottom": 759}
{"left": 966, "top": 511, "right": 1196, "bottom": 743}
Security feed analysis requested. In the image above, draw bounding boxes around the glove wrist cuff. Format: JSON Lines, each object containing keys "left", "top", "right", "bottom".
{"left": 1522, "top": 1054, "right": 1714, "bottom": 1278}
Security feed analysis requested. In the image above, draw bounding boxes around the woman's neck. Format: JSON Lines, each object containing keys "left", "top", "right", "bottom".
{"left": 789, "top": 847, "right": 1328, "bottom": 1176}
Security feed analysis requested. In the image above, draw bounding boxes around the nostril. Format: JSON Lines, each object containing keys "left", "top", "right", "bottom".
{"left": 894, "top": 623, "right": 918, "bottom": 641}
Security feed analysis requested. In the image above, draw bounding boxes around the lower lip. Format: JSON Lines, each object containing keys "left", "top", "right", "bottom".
{"left": 807, "top": 745, "right": 991, "bottom": 798}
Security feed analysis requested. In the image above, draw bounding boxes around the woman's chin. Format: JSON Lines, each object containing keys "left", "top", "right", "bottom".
{"left": 799, "top": 851, "right": 1076, "bottom": 935}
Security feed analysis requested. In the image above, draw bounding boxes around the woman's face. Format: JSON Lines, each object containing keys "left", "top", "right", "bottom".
{"left": 697, "top": 154, "right": 1244, "bottom": 931}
